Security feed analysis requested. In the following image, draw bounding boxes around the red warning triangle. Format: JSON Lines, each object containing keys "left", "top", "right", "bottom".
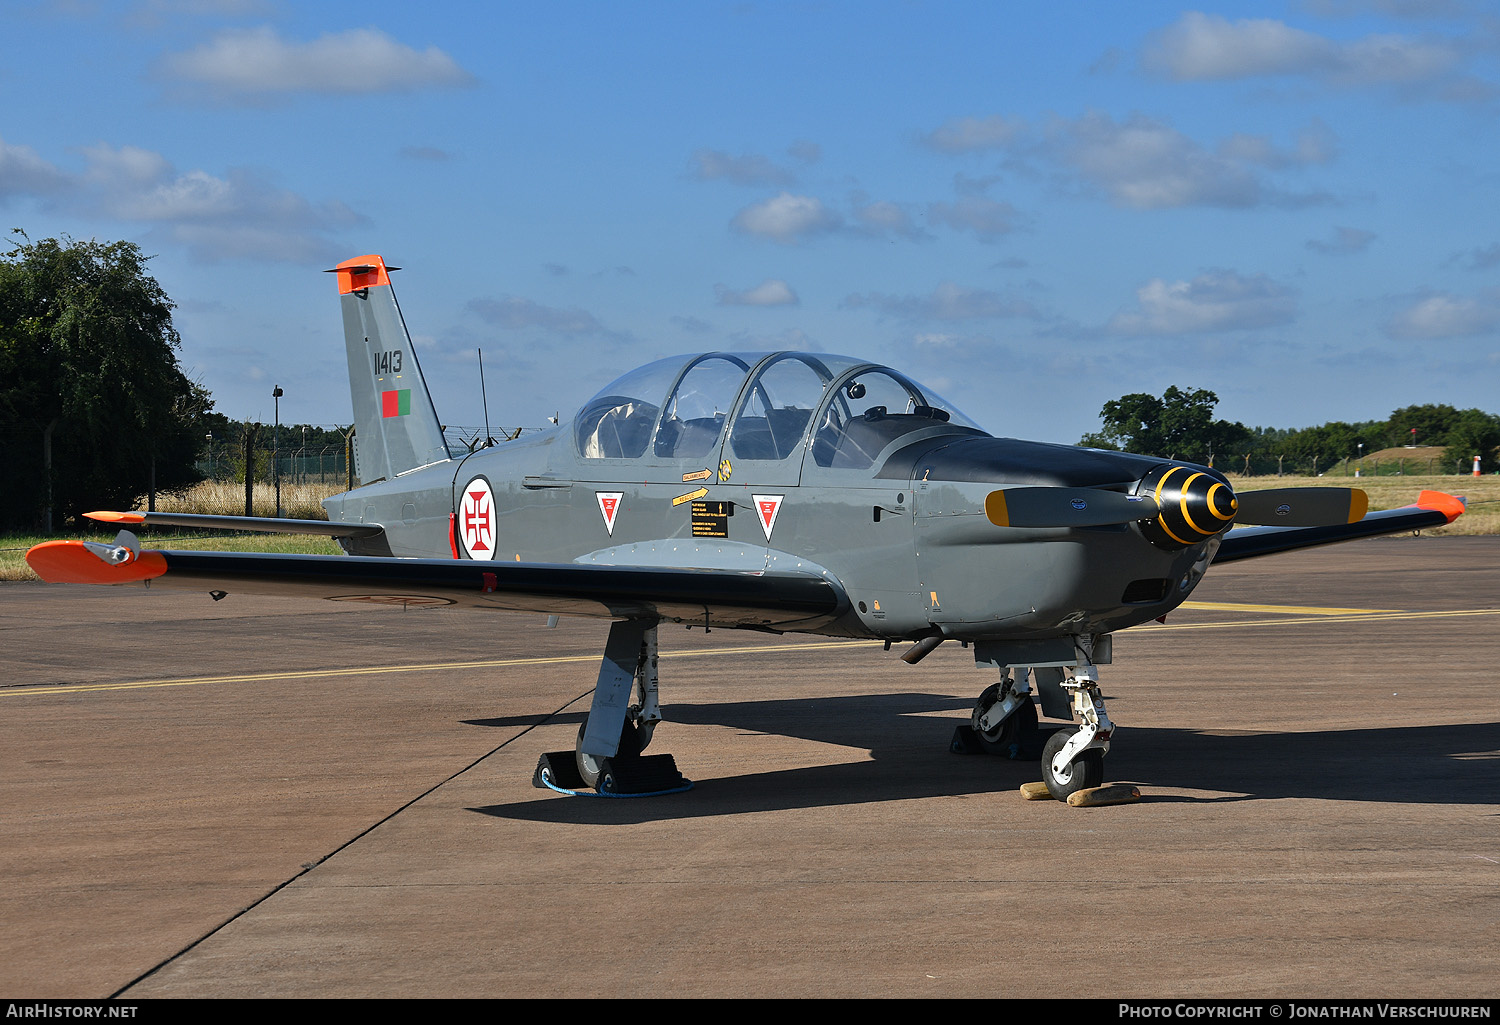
{"left": 597, "top": 492, "right": 623, "bottom": 535}
{"left": 752, "top": 494, "right": 783, "bottom": 540}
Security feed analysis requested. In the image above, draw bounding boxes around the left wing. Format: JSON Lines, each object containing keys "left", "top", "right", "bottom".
{"left": 24, "top": 540, "right": 846, "bottom": 631}
{"left": 1213, "top": 490, "right": 1465, "bottom": 564}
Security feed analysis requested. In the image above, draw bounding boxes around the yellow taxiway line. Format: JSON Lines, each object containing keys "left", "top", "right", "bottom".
{"left": 6, "top": 607, "right": 1498, "bottom": 699}
{"left": 1178, "top": 600, "right": 1403, "bottom": 616}
{"left": 1147, "top": 607, "right": 1500, "bottom": 632}
{"left": 0, "top": 639, "right": 865, "bottom": 699}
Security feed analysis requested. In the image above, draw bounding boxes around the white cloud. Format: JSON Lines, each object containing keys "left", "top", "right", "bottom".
{"left": 731, "top": 192, "right": 840, "bottom": 243}
{"left": 921, "top": 115, "right": 1024, "bottom": 153}
{"left": 715, "top": 279, "right": 798, "bottom": 306}
{"left": 75, "top": 144, "right": 363, "bottom": 262}
{"left": 1043, "top": 112, "right": 1332, "bottom": 209}
{"left": 1144, "top": 13, "right": 1331, "bottom": 80}
{"left": 0, "top": 138, "right": 360, "bottom": 262}
{"left": 1142, "top": 12, "right": 1485, "bottom": 97}
{"left": 1108, "top": 271, "right": 1297, "bottom": 334}
{"left": 0, "top": 136, "right": 71, "bottom": 198}
{"left": 1386, "top": 292, "right": 1500, "bottom": 338}
{"left": 843, "top": 282, "right": 1038, "bottom": 321}
{"left": 690, "top": 149, "right": 795, "bottom": 187}
{"left": 155, "top": 26, "right": 475, "bottom": 102}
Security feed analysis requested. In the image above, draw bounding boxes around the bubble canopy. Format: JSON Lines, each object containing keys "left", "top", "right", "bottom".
{"left": 574, "top": 352, "right": 987, "bottom": 466}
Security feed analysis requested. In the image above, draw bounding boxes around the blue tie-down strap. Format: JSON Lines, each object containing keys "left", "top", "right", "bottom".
{"left": 533, "top": 750, "right": 693, "bottom": 798}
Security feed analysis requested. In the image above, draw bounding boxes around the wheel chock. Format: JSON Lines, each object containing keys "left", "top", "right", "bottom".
{"left": 534, "top": 751, "right": 587, "bottom": 790}
{"left": 598, "top": 753, "right": 689, "bottom": 795}
{"left": 950, "top": 724, "right": 986, "bottom": 755}
{"left": 1018, "top": 781, "right": 1052, "bottom": 800}
{"left": 1066, "top": 784, "right": 1141, "bottom": 807}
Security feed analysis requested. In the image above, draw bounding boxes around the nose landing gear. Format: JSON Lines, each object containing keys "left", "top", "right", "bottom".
{"left": 1040, "top": 665, "right": 1114, "bottom": 801}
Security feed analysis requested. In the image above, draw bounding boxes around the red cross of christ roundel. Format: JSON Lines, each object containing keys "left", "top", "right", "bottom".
{"left": 459, "top": 477, "right": 496, "bottom": 558}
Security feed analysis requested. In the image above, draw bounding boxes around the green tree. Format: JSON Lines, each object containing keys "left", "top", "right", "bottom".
{"left": 1386, "top": 403, "right": 1460, "bottom": 450}
{"left": 1081, "top": 385, "right": 1250, "bottom": 466}
{"left": 1442, "top": 409, "right": 1500, "bottom": 474}
{"left": 0, "top": 232, "right": 211, "bottom": 529}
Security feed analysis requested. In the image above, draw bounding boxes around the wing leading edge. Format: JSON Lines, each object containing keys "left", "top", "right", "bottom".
{"left": 24, "top": 542, "right": 846, "bottom": 631}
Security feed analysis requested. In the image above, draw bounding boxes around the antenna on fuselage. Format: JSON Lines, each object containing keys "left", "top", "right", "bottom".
{"left": 478, "top": 348, "right": 495, "bottom": 448}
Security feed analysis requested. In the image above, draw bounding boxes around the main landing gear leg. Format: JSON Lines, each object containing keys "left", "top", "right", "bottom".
{"left": 1040, "top": 666, "right": 1112, "bottom": 801}
{"left": 534, "top": 619, "right": 687, "bottom": 795}
{"left": 952, "top": 669, "right": 1042, "bottom": 759}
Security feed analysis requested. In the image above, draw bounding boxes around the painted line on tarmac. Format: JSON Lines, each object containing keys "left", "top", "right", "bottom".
{"left": 1146, "top": 607, "right": 1500, "bottom": 632}
{"left": 10, "top": 608, "right": 1498, "bottom": 698}
{"left": 0, "top": 639, "right": 866, "bottom": 698}
{"left": 1179, "top": 600, "right": 1403, "bottom": 615}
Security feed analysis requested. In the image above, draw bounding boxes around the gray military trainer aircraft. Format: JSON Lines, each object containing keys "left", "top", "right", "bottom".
{"left": 29, "top": 255, "right": 1468, "bottom": 800}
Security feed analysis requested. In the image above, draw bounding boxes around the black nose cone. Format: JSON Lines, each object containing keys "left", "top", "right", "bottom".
{"left": 1137, "top": 465, "right": 1237, "bottom": 551}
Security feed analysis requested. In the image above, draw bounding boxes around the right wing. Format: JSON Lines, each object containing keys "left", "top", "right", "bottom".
{"left": 1212, "top": 490, "right": 1465, "bottom": 564}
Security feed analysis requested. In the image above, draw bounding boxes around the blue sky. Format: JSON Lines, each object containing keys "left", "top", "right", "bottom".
{"left": 4, "top": 1, "right": 1499, "bottom": 446}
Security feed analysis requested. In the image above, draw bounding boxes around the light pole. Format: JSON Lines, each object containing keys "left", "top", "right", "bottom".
{"left": 272, "top": 385, "right": 284, "bottom": 517}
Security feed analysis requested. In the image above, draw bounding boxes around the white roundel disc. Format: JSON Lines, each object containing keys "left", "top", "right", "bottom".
{"left": 458, "top": 477, "right": 497, "bottom": 559}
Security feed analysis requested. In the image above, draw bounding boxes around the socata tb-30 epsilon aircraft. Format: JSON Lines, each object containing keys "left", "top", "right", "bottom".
{"left": 28, "top": 255, "right": 1468, "bottom": 800}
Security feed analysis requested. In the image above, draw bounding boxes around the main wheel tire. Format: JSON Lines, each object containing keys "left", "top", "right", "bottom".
{"left": 575, "top": 718, "right": 642, "bottom": 790}
{"left": 972, "top": 685, "right": 1038, "bottom": 758}
{"left": 1041, "top": 726, "right": 1105, "bottom": 801}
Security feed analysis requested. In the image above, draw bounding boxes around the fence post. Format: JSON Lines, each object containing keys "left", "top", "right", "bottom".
{"left": 243, "top": 421, "right": 259, "bottom": 517}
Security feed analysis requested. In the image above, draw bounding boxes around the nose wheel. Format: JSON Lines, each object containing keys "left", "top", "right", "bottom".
{"left": 1041, "top": 726, "right": 1104, "bottom": 800}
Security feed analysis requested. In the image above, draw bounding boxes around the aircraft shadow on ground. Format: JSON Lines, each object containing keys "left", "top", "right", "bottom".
{"left": 466, "top": 692, "right": 1500, "bottom": 823}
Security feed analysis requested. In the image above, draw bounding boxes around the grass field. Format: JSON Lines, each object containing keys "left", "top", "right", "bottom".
{"left": 3, "top": 474, "right": 1494, "bottom": 582}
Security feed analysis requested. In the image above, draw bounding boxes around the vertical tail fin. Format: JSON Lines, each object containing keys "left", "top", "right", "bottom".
{"left": 331, "top": 255, "right": 450, "bottom": 484}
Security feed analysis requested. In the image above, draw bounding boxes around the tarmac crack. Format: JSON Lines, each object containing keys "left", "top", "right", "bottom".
{"left": 107, "top": 685, "right": 595, "bottom": 999}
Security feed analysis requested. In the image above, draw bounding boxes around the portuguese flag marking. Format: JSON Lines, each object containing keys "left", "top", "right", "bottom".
{"left": 381, "top": 389, "right": 411, "bottom": 418}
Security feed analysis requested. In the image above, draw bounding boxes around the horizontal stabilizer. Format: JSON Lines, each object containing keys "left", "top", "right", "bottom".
{"left": 85, "top": 511, "right": 384, "bottom": 539}
{"left": 27, "top": 538, "right": 167, "bottom": 584}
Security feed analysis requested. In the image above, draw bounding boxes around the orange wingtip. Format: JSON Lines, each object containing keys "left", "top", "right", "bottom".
{"left": 1415, "top": 490, "right": 1466, "bottom": 524}
{"left": 331, "top": 254, "right": 393, "bottom": 295}
{"left": 84, "top": 510, "right": 145, "bottom": 523}
{"left": 25, "top": 541, "right": 167, "bottom": 585}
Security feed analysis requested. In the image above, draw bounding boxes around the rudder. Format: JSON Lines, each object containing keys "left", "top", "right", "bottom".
{"left": 332, "top": 255, "right": 450, "bottom": 484}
